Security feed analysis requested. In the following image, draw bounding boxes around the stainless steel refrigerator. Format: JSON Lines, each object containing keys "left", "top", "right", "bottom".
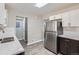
{"left": 44, "top": 19, "right": 63, "bottom": 54}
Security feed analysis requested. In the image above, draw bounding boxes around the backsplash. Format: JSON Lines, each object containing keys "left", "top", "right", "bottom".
{"left": 63, "top": 27, "right": 79, "bottom": 32}
{"left": 63, "top": 27, "right": 79, "bottom": 35}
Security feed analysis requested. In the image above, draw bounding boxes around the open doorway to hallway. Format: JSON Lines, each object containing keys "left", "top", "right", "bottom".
{"left": 16, "top": 16, "right": 28, "bottom": 45}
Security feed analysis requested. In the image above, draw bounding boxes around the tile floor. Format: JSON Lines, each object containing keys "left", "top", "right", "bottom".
{"left": 20, "top": 40, "right": 57, "bottom": 55}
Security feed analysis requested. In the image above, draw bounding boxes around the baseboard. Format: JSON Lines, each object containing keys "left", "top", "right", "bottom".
{"left": 27, "top": 40, "right": 43, "bottom": 45}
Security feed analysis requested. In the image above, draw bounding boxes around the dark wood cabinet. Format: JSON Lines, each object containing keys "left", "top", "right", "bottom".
{"left": 70, "top": 40, "right": 79, "bottom": 55}
{"left": 58, "top": 37, "right": 79, "bottom": 55}
{"left": 59, "top": 37, "right": 71, "bottom": 55}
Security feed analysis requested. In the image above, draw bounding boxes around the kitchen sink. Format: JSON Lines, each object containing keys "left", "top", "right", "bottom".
{"left": 0, "top": 37, "right": 14, "bottom": 43}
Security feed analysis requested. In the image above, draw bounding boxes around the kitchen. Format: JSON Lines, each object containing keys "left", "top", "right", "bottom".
{"left": 0, "top": 3, "right": 79, "bottom": 55}
{"left": 44, "top": 6, "right": 79, "bottom": 55}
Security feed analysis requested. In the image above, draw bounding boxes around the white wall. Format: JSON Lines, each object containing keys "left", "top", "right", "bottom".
{"left": 7, "top": 9, "right": 44, "bottom": 45}
{"left": 28, "top": 16, "right": 44, "bottom": 45}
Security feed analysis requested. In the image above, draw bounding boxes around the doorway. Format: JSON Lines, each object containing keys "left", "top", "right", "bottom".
{"left": 16, "top": 16, "right": 28, "bottom": 43}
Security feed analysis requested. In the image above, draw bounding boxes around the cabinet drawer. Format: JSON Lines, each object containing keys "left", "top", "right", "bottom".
{"left": 60, "top": 37, "right": 70, "bottom": 42}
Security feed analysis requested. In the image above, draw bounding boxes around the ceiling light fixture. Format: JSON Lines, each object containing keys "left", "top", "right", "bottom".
{"left": 34, "top": 3, "right": 48, "bottom": 8}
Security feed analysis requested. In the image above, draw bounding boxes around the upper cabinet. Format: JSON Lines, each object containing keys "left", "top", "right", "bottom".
{"left": 48, "top": 9, "right": 79, "bottom": 27}
{"left": 49, "top": 14, "right": 62, "bottom": 20}
{"left": 49, "top": 10, "right": 79, "bottom": 27}
{"left": 62, "top": 9, "right": 79, "bottom": 27}
{"left": 69, "top": 9, "right": 79, "bottom": 26}
{"left": 0, "top": 3, "right": 6, "bottom": 25}
{"left": 62, "top": 12, "right": 70, "bottom": 27}
{"left": 49, "top": 15, "right": 54, "bottom": 20}
{"left": 54, "top": 14, "right": 62, "bottom": 19}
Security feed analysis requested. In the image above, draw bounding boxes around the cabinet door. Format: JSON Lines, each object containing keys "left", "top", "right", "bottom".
{"left": 54, "top": 14, "right": 62, "bottom": 19}
{"left": 70, "top": 9, "right": 79, "bottom": 26}
{"left": 60, "top": 37, "right": 70, "bottom": 55}
{"left": 0, "top": 3, "right": 6, "bottom": 24}
{"left": 49, "top": 16, "right": 54, "bottom": 20}
{"left": 70, "top": 40, "right": 79, "bottom": 55}
{"left": 62, "top": 12, "right": 70, "bottom": 27}
{"left": 60, "top": 38, "right": 67, "bottom": 54}
{"left": 64, "top": 39, "right": 71, "bottom": 55}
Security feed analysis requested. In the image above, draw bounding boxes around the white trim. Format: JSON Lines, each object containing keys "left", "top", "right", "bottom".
{"left": 27, "top": 40, "right": 43, "bottom": 45}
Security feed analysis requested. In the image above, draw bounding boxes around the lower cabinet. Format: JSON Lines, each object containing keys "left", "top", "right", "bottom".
{"left": 70, "top": 40, "right": 79, "bottom": 55}
{"left": 59, "top": 37, "right": 79, "bottom": 55}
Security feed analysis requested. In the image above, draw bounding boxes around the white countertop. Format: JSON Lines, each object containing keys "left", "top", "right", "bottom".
{"left": 59, "top": 34, "right": 79, "bottom": 41}
{"left": 0, "top": 28, "right": 24, "bottom": 55}
{"left": 0, "top": 36, "right": 24, "bottom": 55}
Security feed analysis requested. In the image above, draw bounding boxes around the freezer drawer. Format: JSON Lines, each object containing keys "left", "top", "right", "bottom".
{"left": 44, "top": 31, "right": 57, "bottom": 54}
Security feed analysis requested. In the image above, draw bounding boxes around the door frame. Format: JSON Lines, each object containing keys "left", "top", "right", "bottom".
{"left": 25, "top": 17, "right": 28, "bottom": 43}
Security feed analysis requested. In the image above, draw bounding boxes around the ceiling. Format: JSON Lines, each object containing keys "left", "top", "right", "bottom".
{"left": 6, "top": 3, "right": 79, "bottom": 16}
